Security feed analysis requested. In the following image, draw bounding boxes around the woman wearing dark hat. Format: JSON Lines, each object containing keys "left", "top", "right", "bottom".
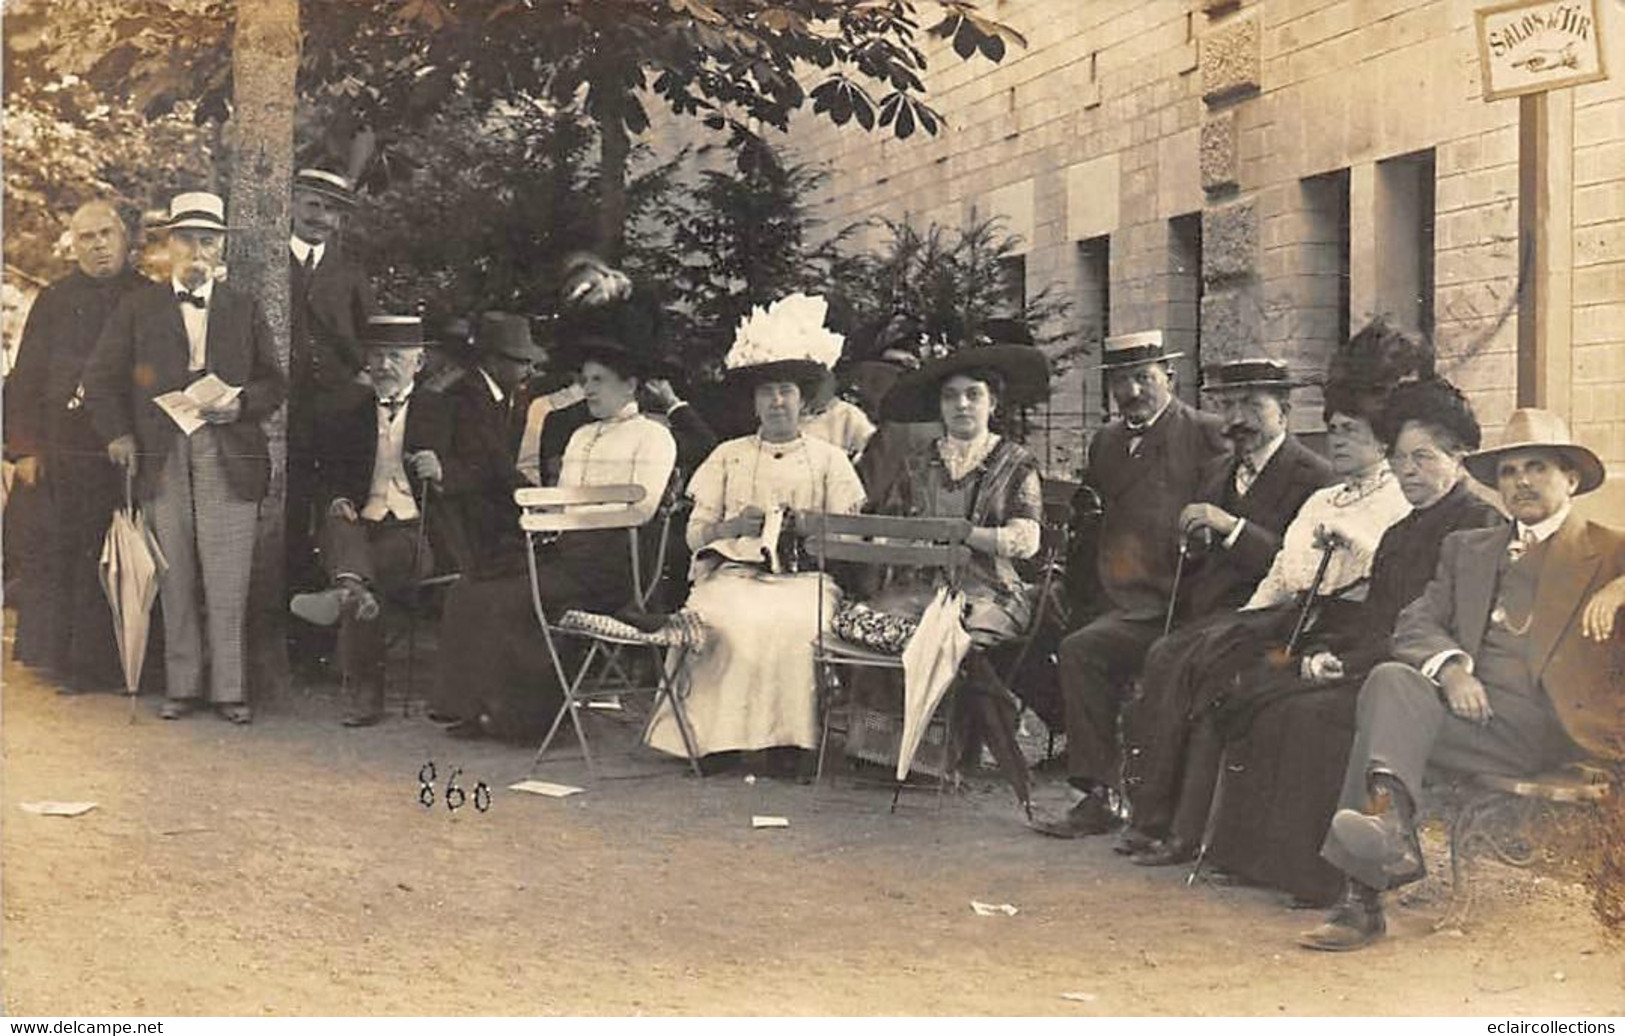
{"left": 644, "top": 294, "right": 865, "bottom": 772}
{"left": 840, "top": 336, "right": 1051, "bottom": 649}
{"left": 1191, "top": 377, "right": 1505, "bottom": 899}
{"left": 429, "top": 329, "right": 677, "bottom": 740}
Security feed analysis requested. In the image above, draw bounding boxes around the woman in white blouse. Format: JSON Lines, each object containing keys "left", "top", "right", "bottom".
{"left": 645, "top": 295, "right": 865, "bottom": 774}
{"left": 430, "top": 336, "right": 676, "bottom": 740}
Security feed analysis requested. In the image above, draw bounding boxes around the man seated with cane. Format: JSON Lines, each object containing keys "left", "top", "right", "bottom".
{"left": 290, "top": 315, "right": 460, "bottom": 726}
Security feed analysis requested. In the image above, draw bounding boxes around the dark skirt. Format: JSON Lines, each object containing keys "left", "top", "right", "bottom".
{"left": 431, "top": 529, "right": 632, "bottom": 738}
{"left": 1205, "top": 677, "right": 1361, "bottom": 905}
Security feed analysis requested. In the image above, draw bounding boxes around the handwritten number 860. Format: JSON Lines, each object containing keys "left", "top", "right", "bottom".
{"left": 417, "top": 762, "right": 491, "bottom": 813}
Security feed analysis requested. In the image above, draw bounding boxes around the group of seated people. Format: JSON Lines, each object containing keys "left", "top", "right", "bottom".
{"left": 285, "top": 257, "right": 1623, "bottom": 955}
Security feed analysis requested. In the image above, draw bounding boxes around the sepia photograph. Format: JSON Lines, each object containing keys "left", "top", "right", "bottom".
{"left": 1, "top": 0, "right": 1623, "bottom": 1022}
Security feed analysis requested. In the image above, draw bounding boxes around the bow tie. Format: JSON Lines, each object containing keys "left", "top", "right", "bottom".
{"left": 378, "top": 396, "right": 407, "bottom": 419}
{"left": 176, "top": 290, "right": 207, "bottom": 309}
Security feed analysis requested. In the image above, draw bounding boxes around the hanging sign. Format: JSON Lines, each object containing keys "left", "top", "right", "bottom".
{"left": 1475, "top": 0, "right": 1608, "bottom": 100}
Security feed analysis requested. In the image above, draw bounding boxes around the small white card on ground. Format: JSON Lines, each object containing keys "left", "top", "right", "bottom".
{"left": 507, "top": 780, "right": 584, "bottom": 798}
{"left": 970, "top": 900, "right": 1018, "bottom": 917}
{"left": 20, "top": 801, "right": 98, "bottom": 817}
{"left": 750, "top": 815, "right": 790, "bottom": 828}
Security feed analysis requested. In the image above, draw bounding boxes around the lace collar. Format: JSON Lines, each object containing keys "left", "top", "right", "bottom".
{"left": 936, "top": 432, "right": 1000, "bottom": 483}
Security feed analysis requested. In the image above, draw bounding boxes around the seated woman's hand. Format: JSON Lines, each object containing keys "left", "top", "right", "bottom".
{"left": 727, "top": 506, "right": 767, "bottom": 540}
{"left": 1299, "top": 650, "right": 1345, "bottom": 683}
{"left": 1312, "top": 521, "right": 1352, "bottom": 553}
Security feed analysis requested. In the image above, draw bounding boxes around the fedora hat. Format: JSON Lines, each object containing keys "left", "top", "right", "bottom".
{"left": 477, "top": 311, "right": 549, "bottom": 365}
{"left": 1097, "top": 330, "right": 1182, "bottom": 370}
{"left": 293, "top": 168, "right": 358, "bottom": 207}
{"left": 1201, "top": 358, "right": 1305, "bottom": 394}
{"left": 881, "top": 323, "right": 1051, "bottom": 423}
{"left": 162, "top": 191, "right": 233, "bottom": 233}
{"left": 361, "top": 315, "right": 433, "bottom": 349}
{"left": 1464, "top": 408, "right": 1605, "bottom": 495}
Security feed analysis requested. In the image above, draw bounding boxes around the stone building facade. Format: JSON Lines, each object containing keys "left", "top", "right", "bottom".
{"left": 780, "top": 0, "right": 1625, "bottom": 501}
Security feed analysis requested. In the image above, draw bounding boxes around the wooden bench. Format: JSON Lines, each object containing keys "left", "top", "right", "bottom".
{"left": 1430, "top": 763, "right": 1614, "bottom": 930}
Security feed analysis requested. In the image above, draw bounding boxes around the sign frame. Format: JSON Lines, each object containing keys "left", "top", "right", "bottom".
{"left": 1474, "top": 0, "right": 1608, "bottom": 102}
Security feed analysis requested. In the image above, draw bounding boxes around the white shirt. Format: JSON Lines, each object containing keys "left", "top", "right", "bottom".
{"left": 1125, "top": 396, "right": 1173, "bottom": 455}
{"left": 558, "top": 404, "right": 677, "bottom": 527}
{"left": 1421, "top": 502, "right": 1573, "bottom": 681}
{"left": 361, "top": 384, "right": 419, "bottom": 522}
{"left": 478, "top": 367, "right": 505, "bottom": 404}
{"left": 1222, "top": 431, "right": 1288, "bottom": 549}
{"left": 800, "top": 398, "right": 877, "bottom": 461}
{"left": 171, "top": 276, "right": 214, "bottom": 372}
{"left": 290, "top": 236, "right": 326, "bottom": 271}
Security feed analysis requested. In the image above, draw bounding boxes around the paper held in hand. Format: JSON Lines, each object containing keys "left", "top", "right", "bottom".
{"left": 154, "top": 374, "right": 242, "bottom": 436}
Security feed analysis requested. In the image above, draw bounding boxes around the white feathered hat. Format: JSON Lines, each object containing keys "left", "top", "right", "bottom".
{"left": 722, "top": 293, "right": 844, "bottom": 391}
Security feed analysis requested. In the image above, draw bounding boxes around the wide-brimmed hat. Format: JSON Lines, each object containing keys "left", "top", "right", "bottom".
{"left": 882, "top": 323, "right": 1051, "bottom": 423}
{"left": 722, "top": 293, "right": 844, "bottom": 393}
{"left": 1463, "top": 408, "right": 1605, "bottom": 495}
{"left": 293, "top": 168, "right": 358, "bottom": 207}
{"left": 477, "top": 311, "right": 549, "bottom": 365}
{"left": 361, "top": 315, "right": 433, "bottom": 349}
{"left": 1201, "top": 358, "right": 1306, "bottom": 394}
{"left": 162, "top": 191, "right": 233, "bottom": 233}
{"left": 1097, "top": 330, "right": 1182, "bottom": 370}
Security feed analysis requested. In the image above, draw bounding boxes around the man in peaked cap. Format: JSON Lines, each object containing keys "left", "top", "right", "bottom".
{"left": 1033, "top": 330, "right": 1231, "bottom": 838}
{"left": 83, "top": 191, "right": 287, "bottom": 724}
{"left": 290, "top": 316, "right": 463, "bottom": 726}
{"left": 287, "top": 167, "right": 377, "bottom": 603}
{"left": 1301, "top": 408, "right": 1624, "bottom": 951}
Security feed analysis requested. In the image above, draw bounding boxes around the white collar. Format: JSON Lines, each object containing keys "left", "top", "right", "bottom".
{"left": 290, "top": 237, "right": 326, "bottom": 267}
{"left": 478, "top": 367, "right": 505, "bottom": 403}
{"left": 1517, "top": 502, "right": 1571, "bottom": 545}
{"left": 375, "top": 380, "right": 416, "bottom": 406}
{"left": 1244, "top": 431, "right": 1287, "bottom": 472}
{"left": 937, "top": 432, "right": 1000, "bottom": 482}
{"left": 171, "top": 276, "right": 215, "bottom": 304}
{"left": 600, "top": 400, "right": 640, "bottom": 424}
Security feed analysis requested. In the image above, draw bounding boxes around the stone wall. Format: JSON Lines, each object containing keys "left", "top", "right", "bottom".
{"left": 761, "top": 0, "right": 1625, "bottom": 481}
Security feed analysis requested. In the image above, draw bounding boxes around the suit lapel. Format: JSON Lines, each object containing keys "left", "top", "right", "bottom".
{"left": 201, "top": 286, "right": 233, "bottom": 376}
{"left": 1458, "top": 528, "right": 1505, "bottom": 658}
{"left": 1238, "top": 438, "right": 1296, "bottom": 518}
{"left": 1529, "top": 516, "right": 1600, "bottom": 678}
{"left": 159, "top": 290, "right": 192, "bottom": 376}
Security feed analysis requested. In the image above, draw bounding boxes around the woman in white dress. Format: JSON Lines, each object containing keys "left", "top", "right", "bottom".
{"left": 646, "top": 295, "right": 865, "bottom": 773}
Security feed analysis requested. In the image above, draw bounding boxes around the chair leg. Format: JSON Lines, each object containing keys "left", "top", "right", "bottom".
{"left": 658, "top": 644, "right": 704, "bottom": 778}
{"left": 532, "top": 642, "right": 602, "bottom": 775}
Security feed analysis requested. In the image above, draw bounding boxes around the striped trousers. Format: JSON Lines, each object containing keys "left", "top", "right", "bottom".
{"left": 148, "top": 429, "right": 260, "bottom": 704}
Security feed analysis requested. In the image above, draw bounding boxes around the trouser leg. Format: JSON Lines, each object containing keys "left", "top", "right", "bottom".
{"left": 148, "top": 438, "right": 204, "bottom": 702}
{"left": 189, "top": 432, "right": 258, "bottom": 705}
{"left": 1057, "top": 612, "right": 1162, "bottom": 790}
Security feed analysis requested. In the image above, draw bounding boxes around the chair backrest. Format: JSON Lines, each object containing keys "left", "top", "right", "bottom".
{"left": 514, "top": 484, "right": 648, "bottom": 534}
{"left": 796, "top": 511, "right": 974, "bottom": 575}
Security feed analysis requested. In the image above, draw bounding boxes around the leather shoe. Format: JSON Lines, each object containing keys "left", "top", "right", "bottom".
{"left": 1114, "top": 828, "right": 1159, "bottom": 856}
{"left": 1029, "top": 794, "right": 1120, "bottom": 839}
{"left": 1329, "top": 807, "right": 1425, "bottom": 890}
{"left": 1131, "top": 837, "right": 1197, "bottom": 867}
{"left": 1298, "top": 883, "right": 1386, "bottom": 952}
{"left": 291, "top": 588, "right": 346, "bottom": 627}
{"left": 159, "top": 699, "right": 199, "bottom": 720}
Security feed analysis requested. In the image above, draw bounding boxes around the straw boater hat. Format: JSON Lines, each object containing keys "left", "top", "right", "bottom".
{"left": 1463, "top": 408, "right": 1605, "bottom": 496}
{"left": 293, "top": 168, "right": 358, "bottom": 207}
{"left": 722, "top": 293, "right": 844, "bottom": 394}
{"left": 881, "top": 318, "right": 1051, "bottom": 422}
{"left": 162, "top": 191, "right": 234, "bottom": 233}
{"left": 361, "top": 315, "right": 433, "bottom": 349}
{"left": 1201, "top": 358, "right": 1306, "bottom": 395}
{"left": 1097, "top": 329, "right": 1182, "bottom": 370}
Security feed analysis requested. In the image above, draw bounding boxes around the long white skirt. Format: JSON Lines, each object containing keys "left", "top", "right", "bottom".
{"left": 645, "top": 566, "right": 836, "bottom": 757}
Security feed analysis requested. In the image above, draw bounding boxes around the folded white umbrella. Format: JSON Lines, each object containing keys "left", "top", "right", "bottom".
{"left": 895, "top": 586, "right": 972, "bottom": 781}
{"left": 98, "top": 486, "right": 167, "bottom": 719}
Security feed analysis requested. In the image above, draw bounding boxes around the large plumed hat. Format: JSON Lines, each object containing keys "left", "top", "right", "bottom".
{"left": 1464, "top": 408, "right": 1604, "bottom": 495}
{"left": 1321, "top": 316, "right": 1436, "bottom": 426}
{"left": 722, "top": 293, "right": 845, "bottom": 392}
{"left": 550, "top": 251, "right": 664, "bottom": 373}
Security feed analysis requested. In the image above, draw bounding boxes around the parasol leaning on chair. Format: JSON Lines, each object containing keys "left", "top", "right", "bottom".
{"left": 98, "top": 472, "right": 167, "bottom": 721}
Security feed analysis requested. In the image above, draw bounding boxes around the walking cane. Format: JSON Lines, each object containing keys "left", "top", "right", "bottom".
{"left": 402, "top": 472, "right": 434, "bottom": 716}
{"left": 1163, "top": 538, "right": 1190, "bottom": 637}
{"left": 126, "top": 465, "right": 139, "bottom": 726}
{"left": 1187, "top": 536, "right": 1338, "bottom": 887}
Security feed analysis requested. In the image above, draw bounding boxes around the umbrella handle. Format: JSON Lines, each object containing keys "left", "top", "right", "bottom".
{"left": 124, "top": 465, "right": 135, "bottom": 514}
{"left": 1285, "top": 543, "right": 1337, "bottom": 657}
{"left": 1163, "top": 539, "right": 1189, "bottom": 637}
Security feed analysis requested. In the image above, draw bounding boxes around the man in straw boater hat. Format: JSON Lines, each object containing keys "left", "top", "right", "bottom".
{"left": 83, "top": 190, "right": 287, "bottom": 724}
{"left": 287, "top": 168, "right": 377, "bottom": 605}
{"left": 1301, "top": 408, "right": 1625, "bottom": 951}
{"left": 289, "top": 316, "right": 460, "bottom": 726}
{"left": 1113, "top": 357, "right": 1336, "bottom": 858}
{"left": 1032, "top": 330, "right": 1230, "bottom": 838}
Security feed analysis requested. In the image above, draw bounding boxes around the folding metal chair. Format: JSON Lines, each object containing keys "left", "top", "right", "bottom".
{"left": 517, "top": 485, "right": 703, "bottom": 778}
{"left": 798, "top": 512, "right": 974, "bottom": 795}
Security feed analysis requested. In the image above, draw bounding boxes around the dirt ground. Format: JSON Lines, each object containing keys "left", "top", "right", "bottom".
{"left": 4, "top": 643, "right": 1623, "bottom": 1017}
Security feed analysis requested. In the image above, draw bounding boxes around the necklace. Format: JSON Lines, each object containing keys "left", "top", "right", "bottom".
{"left": 1330, "top": 465, "right": 1393, "bottom": 509}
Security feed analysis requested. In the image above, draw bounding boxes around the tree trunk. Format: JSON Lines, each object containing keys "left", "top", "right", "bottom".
{"left": 227, "top": 0, "right": 300, "bottom": 703}
{"left": 595, "top": 105, "right": 631, "bottom": 261}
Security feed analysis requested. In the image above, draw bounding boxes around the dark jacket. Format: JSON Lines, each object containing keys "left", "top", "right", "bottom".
{"left": 1083, "top": 397, "right": 1231, "bottom": 619}
{"left": 1177, "top": 434, "right": 1336, "bottom": 619}
{"left": 444, "top": 369, "right": 532, "bottom": 574}
{"left": 4, "top": 268, "right": 149, "bottom": 461}
{"left": 312, "top": 386, "right": 462, "bottom": 517}
{"left": 83, "top": 280, "right": 287, "bottom": 503}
